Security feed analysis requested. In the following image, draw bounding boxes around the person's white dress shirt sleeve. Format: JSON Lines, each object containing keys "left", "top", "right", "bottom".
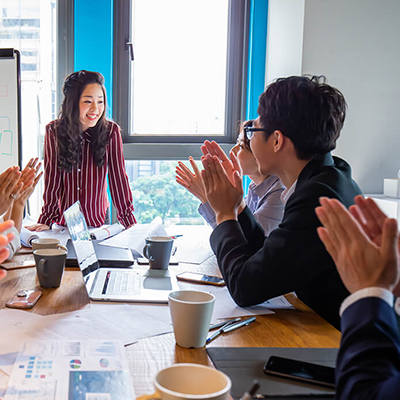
{"left": 340, "top": 287, "right": 394, "bottom": 316}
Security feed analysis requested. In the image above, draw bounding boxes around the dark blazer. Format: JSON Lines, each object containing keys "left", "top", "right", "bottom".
{"left": 337, "top": 297, "right": 400, "bottom": 399}
{"left": 210, "top": 153, "right": 362, "bottom": 329}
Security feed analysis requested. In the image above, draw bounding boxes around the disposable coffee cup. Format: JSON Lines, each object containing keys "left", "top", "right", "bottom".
{"left": 168, "top": 290, "right": 215, "bottom": 348}
{"left": 155, "top": 363, "right": 231, "bottom": 400}
{"left": 32, "top": 238, "right": 67, "bottom": 252}
{"left": 143, "top": 236, "right": 174, "bottom": 270}
{"left": 33, "top": 248, "right": 67, "bottom": 288}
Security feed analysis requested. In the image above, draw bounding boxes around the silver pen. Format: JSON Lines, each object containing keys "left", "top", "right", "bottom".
{"left": 209, "top": 318, "right": 241, "bottom": 331}
{"left": 222, "top": 316, "right": 256, "bottom": 333}
{"left": 206, "top": 319, "right": 241, "bottom": 344}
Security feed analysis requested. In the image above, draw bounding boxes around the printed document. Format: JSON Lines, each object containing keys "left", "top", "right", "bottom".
{"left": 4, "top": 340, "right": 135, "bottom": 400}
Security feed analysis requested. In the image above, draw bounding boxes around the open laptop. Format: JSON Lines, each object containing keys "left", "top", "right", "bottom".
{"left": 63, "top": 201, "right": 179, "bottom": 303}
{"left": 65, "top": 239, "right": 135, "bottom": 268}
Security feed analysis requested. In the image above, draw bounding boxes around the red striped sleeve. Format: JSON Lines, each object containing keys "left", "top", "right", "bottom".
{"left": 107, "top": 123, "right": 136, "bottom": 227}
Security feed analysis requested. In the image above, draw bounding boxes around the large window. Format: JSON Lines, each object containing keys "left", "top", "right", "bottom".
{"left": 0, "top": 0, "right": 57, "bottom": 218}
{"left": 114, "top": 0, "right": 249, "bottom": 157}
{"left": 125, "top": 160, "right": 205, "bottom": 225}
{"left": 130, "top": 0, "right": 229, "bottom": 137}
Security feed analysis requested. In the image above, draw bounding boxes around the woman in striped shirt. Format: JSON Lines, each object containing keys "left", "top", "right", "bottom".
{"left": 26, "top": 70, "right": 136, "bottom": 231}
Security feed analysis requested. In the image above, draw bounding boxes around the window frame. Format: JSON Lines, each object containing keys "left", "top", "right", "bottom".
{"left": 56, "top": 0, "right": 74, "bottom": 113}
{"left": 113, "top": 0, "right": 250, "bottom": 159}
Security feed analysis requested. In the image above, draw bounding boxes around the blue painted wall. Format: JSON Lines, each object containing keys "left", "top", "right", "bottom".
{"left": 244, "top": 0, "right": 269, "bottom": 194}
{"left": 246, "top": 0, "right": 268, "bottom": 120}
{"left": 74, "top": 0, "right": 114, "bottom": 219}
{"left": 74, "top": 0, "right": 113, "bottom": 118}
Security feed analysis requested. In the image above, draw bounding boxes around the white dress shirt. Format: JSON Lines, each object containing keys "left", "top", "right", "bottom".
{"left": 340, "top": 287, "right": 394, "bottom": 316}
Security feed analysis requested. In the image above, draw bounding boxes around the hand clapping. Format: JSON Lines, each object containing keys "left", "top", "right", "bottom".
{"left": 316, "top": 197, "right": 399, "bottom": 295}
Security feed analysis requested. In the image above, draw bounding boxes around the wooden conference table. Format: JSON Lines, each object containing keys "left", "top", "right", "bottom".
{"left": 0, "top": 256, "right": 340, "bottom": 397}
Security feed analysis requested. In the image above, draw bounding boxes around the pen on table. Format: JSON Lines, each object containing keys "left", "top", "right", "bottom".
{"left": 240, "top": 380, "right": 260, "bottom": 400}
{"left": 222, "top": 316, "right": 256, "bottom": 333}
{"left": 209, "top": 318, "right": 241, "bottom": 331}
{"left": 170, "top": 235, "right": 183, "bottom": 239}
{"left": 206, "top": 319, "right": 240, "bottom": 344}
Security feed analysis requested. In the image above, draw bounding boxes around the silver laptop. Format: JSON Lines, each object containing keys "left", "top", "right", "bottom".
{"left": 63, "top": 201, "right": 179, "bottom": 303}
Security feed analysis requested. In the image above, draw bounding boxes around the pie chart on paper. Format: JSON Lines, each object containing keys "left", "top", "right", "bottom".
{"left": 69, "top": 359, "right": 82, "bottom": 369}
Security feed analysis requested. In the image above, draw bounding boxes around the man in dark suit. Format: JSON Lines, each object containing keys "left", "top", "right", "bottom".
{"left": 316, "top": 195, "right": 400, "bottom": 399}
{"left": 200, "top": 76, "right": 362, "bottom": 329}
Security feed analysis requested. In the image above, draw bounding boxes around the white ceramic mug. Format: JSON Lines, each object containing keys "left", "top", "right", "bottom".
{"left": 155, "top": 363, "right": 231, "bottom": 400}
{"left": 168, "top": 290, "right": 215, "bottom": 348}
{"left": 31, "top": 238, "right": 67, "bottom": 252}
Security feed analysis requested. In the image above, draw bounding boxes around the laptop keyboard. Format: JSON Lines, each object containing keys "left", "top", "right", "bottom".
{"left": 106, "top": 271, "right": 141, "bottom": 295}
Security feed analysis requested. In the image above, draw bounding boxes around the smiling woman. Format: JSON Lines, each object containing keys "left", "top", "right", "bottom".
{"left": 25, "top": 70, "right": 136, "bottom": 231}
{"left": 79, "top": 83, "right": 105, "bottom": 132}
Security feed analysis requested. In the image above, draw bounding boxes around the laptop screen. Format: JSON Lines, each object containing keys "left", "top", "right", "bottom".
{"left": 63, "top": 201, "right": 100, "bottom": 278}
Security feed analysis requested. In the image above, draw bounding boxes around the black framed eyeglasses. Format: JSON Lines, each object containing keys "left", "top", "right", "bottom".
{"left": 244, "top": 126, "right": 267, "bottom": 141}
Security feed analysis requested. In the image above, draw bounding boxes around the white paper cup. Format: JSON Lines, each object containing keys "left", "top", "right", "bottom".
{"left": 155, "top": 363, "right": 231, "bottom": 400}
{"left": 168, "top": 290, "right": 215, "bottom": 348}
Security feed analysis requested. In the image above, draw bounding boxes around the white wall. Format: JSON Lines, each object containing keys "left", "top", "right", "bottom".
{"left": 301, "top": 0, "right": 400, "bottom": 194}
{"left": 265, "top": 0, "right": 305, "bottom": 85}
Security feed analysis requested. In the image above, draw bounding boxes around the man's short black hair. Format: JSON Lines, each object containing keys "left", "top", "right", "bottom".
{"left": 257, "top": 75, "right": 347, "bottom": 160}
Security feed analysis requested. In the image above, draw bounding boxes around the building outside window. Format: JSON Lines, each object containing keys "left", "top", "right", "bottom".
{"left": 0, "top": 0, "right": 57, "bottom": 218}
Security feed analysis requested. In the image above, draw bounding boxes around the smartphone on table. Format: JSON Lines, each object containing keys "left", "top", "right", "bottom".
{"left": 176, "top": 272, "right": 225, "bottom": 286}
{"left": 263, "top": 356, "right": 335, "bottom": 388}
{"left": 6, "top": 290, "right": 42, "bottom": 309}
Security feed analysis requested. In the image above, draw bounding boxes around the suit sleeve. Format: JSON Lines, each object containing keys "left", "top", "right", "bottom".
{"left": 337, "top": 297, "right": 400, "bottom": 400}
{"left": 210, "top": 182, "right": 343, "bottom": 307}
{"left": 107, "top": 124, "right": 136, "bottom": 228}
{"left": 37, "top": 124, "right": 62, "bottom": 226}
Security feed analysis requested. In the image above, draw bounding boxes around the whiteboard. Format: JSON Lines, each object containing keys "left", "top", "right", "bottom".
{"left": 0, "top": 48, "right": 21, "bottom": 172}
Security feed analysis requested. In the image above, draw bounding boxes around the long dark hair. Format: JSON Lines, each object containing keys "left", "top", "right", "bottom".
{"left": 56, "top": 70, "right": 109, "bottom": 172}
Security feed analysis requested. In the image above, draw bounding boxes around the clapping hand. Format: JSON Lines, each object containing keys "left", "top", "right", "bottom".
{"left": 0, "top": 167, "right": 22, "bottom": 215}
{"left": 15, "top": 158, "right": 43, "bottom": 206}
{"left": 0, "top": 219, "right": 15, "bottom": 279}
{"left": 175, "top": 157, "right": 207, "bottom": 203}
{"left": 201, "top": 141, "right": 241, "bottom": 185}
{"left": 201, "top": 152, "right": 245, "bottom": 225}
{"left": 349, "top": 195, "right": 400, "bottom": 250}
{"left": 316, "top": 197, "right": 399, "bottom": 295}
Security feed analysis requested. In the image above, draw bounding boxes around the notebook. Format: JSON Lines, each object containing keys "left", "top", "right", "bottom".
{"left": 207, "top": 347, "right": 337, "bottom": 399}
{"left": 63, "top": 201, "right": 179, "bottom": 303}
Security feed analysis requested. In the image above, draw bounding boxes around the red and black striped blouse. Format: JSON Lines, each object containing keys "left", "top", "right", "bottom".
{"left": 38, "top": 120, "right": 136, "bottom": 228}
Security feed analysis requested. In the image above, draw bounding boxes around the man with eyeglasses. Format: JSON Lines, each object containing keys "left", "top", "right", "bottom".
{"left": 201, "top": 75, "right": 362, "bottom": 329}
